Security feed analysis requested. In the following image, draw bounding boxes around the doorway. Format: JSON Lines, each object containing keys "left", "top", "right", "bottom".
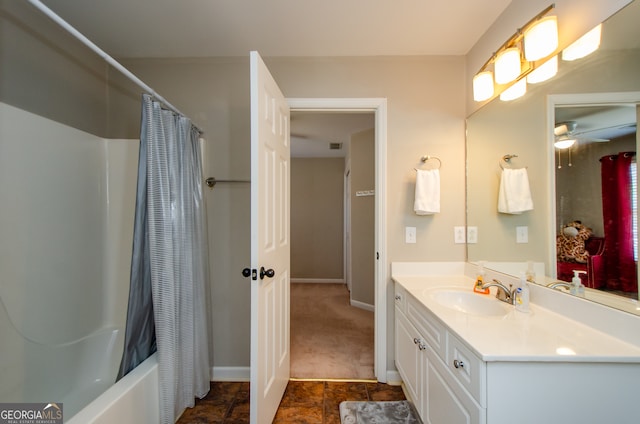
{"left": 289, "top": 111, "right": 374, "bottom": 379}
{"left": 288, "top": 98, "right": 388, "bottom": 382}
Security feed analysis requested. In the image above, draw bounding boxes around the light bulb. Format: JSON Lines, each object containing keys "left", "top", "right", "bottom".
{"left": 473, "top": 71, "right": 494, "bottom": 101}
{"left": 495, "top": 48, "right": 522, "bottom": 84}
{"left": 524, "top": 16, "right": 559, "bottom": 61}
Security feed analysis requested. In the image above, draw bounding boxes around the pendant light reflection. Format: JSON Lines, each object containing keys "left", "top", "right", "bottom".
{"left": 562, "top": 24, "right": 602, "bottom": 61}
{"left": 500, "top": 79, "right": 527, "bottom": 101}
{"left": 554, "top": 137, "right": 576, "bottom": 149}
{"left": 527, "top": 55, "right": 558, "bottom": 84}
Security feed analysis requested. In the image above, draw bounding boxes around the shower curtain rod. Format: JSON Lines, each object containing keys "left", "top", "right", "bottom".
{"left": 26, "top": 0, "right": 204, "bottom": 134}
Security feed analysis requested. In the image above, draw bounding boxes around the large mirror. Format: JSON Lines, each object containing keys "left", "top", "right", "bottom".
{"left": 466, "top": 0, "right": 640, "bottom": 314}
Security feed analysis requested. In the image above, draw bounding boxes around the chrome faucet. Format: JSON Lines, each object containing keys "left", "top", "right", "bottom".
{"left": 547, "top": 281, "right": 572, "bottom": 290}
{"left": 481, "top": 279, "right": 516, "bottom": 305}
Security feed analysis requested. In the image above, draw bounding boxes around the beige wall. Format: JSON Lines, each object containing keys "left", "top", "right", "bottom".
{"left": 0, "top": 0, "right": 140, "bottom": 138}
{"left": 124, "top": 55, "right": 467, "bottom": 371}
{"left": 291, "top": 157, "right": 344, "bottom": 280}
{"left": 349, "top": 129, "right": 375, "bottom": 306}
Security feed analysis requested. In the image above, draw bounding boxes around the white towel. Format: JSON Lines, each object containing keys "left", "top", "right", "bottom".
{"left": 414, "top": 169, "right": 440, "bottom": 215}
{"left": 498, "top": 168, "right": 534, "bottom": 214}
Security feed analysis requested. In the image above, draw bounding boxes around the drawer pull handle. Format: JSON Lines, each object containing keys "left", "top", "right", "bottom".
{"left": 413, "top": 337, "right": 420, "bottom": 345}
{"left": 418, "top": 342, "right": 427, "bottom": 351}
{"left": 395, "top": 295, "right": 402, "bottom": 300}
{"left": 453, "top": 359, "right": 465, "bottom": 369}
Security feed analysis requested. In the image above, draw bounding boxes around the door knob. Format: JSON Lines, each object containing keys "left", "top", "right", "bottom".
{"left": 242, "top": 268, "right": 257, "bottom": 280}
{"left": 260, "top": 267, "right": 275, "bottom": 280}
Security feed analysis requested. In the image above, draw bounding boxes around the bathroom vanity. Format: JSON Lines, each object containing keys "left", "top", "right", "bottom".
{"left": 392, "top": 262, "right": 640, "bottom": 424}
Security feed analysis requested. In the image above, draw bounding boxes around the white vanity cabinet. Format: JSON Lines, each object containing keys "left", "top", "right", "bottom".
{"left": 394, "top": 278, "right": 640, "bottom": 424}
{"left": 395, "top": 284, "right": 485, "bottom": 423}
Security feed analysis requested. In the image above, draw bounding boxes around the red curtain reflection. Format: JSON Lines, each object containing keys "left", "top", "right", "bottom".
{"left": 600, "top": 152, "right": 637, "bottom": 292}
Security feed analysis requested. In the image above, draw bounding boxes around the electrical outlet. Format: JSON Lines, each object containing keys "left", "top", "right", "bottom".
{"left": 467, "top": 226, "right": 478, "bottom": 244}
{"left": 516, "top": 226, "right": 528, "bottom": 243}
{"left": 454, "top": 226, "right": 466, "bottom": 244}
{"left": 405, "top": 226, "right": 417, "bottom": 244}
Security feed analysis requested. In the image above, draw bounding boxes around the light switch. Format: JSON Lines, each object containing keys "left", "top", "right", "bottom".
{"left": 454, "top": 226, "right": 466, "bottom": 244}
{"left": 405, "top": 227, "right": 417, "bottom": 244}
{"left": 467, "top": 226, "right": 478, "bottom": 244}
{"left": 516, "top": 226, "right": 528, "bottom": 243}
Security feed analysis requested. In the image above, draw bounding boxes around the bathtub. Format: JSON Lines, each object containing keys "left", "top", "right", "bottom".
{"left": 66, "top": 351, "right": 159, "bottom": 424}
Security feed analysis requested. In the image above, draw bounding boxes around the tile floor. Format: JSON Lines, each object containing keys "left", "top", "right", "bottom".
{"left": 176, "top": 380, "right": 407, "bottom": 423}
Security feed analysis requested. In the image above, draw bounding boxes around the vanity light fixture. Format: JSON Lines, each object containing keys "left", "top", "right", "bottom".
{"left": 562, "top": 24, "right": 602, "bottom": 61}
{"left": 472, "top": 71, "right": 494, "bottom": 101}
{"left": 494, "top": 47, "right": 522, "bottom": 84}
{"left": 524, "top": 16, "right": 559, "bottom": 61}
{"left": 472, "top": 4, "right": 558, "bottom": 102}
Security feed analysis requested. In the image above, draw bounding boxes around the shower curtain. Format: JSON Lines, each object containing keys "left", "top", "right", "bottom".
{"left": 119, "top": 94, "right": 210, "bottom": 423}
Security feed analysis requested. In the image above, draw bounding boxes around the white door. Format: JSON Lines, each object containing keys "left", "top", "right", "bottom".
{"left": 249, "top": 51, "right": 290, "bottom": 424}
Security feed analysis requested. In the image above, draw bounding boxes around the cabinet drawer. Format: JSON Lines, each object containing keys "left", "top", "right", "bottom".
{"left": 407, "top": 296, "right": 446, "bottom": 361}
{"left": 446, "top": 332, "right": 486, "bottom": 406}
{"left": 394, "top": 283, "right": 407, "bottom": 313}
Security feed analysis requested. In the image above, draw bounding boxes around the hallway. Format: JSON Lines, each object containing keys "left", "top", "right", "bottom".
{"left": 290, "top": 283, "right": 375, "bottom": 380}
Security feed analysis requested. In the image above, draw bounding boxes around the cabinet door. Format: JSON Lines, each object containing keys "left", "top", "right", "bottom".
{"left": 395, "top": 307, "right": 422, "bottom": 414}
{"left": 423, "top": 352, "right": 484, "bottom": 424}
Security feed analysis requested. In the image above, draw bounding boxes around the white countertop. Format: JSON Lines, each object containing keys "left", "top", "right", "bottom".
{"left": 393, "top": 274, "right": 640, "bottom": 363}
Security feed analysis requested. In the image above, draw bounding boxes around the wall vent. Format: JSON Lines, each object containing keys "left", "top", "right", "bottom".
{"left": 329, "top": 142, "right": 342, "bottom": 150}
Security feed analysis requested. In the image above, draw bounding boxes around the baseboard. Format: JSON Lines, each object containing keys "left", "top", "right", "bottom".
{"left": 210, "top": 366, "right": 250, "bottom": 382}
{"left": 291, "top": 278, "right": 345, "bottom": 284}
{"left": 210, "top": 365, "right": 390, "bottom": 384}
{"left": 350, "top": 298, "right": 374, "bottom": 312}
{"left": 386, "top": 370, "right": 402, "bottom": 386}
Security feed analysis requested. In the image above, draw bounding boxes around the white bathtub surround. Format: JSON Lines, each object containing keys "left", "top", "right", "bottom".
{"left": 67, "top": 354, "right": 159, "bottom": 424}
{"left": 391, "top": 262, "right": 640, "bottom": 424}
{"left": 0, "top": 103, "right": 138, "bottom": 416}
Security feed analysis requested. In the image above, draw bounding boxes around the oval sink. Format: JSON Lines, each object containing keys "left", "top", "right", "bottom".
{"left": 428, "top": 289, "right": 510, "bottom": 317}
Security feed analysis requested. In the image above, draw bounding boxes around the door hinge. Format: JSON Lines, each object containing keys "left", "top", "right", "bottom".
{"left": 376, "top": 251, "right": 379, "bottom": 260}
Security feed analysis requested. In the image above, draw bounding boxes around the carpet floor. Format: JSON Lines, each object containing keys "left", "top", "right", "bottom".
{"left": 290, "top": 283, "right": 375, "bottom": 380}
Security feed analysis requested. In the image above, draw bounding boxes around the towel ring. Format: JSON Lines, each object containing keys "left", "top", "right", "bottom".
{"left": 417, "top": 155, "right": 442, "bottom": 170}
{"left": 500, "top": 154, "right": 518, "bottom": 169}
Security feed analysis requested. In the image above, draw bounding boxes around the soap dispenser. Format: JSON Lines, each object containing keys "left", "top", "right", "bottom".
{"left": 473, "top": 261, "right": 490, "bottom": 294}
{"left": 570, "top": 270, "right": 587, "bottom": 297}
{"left": 525, "top": 261, "right": 535, "bottom": 283}
{"left": 515, "top": 272, "right": 530, "bottom": 313}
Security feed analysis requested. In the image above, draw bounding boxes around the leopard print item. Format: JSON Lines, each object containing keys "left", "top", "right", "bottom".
{"left": 556, "top": 222, "right": 591, "bottom": 263}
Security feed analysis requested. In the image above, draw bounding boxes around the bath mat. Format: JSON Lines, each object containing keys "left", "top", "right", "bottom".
{"left": 339, "top": 400, "right": 421, "bottom": 423}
